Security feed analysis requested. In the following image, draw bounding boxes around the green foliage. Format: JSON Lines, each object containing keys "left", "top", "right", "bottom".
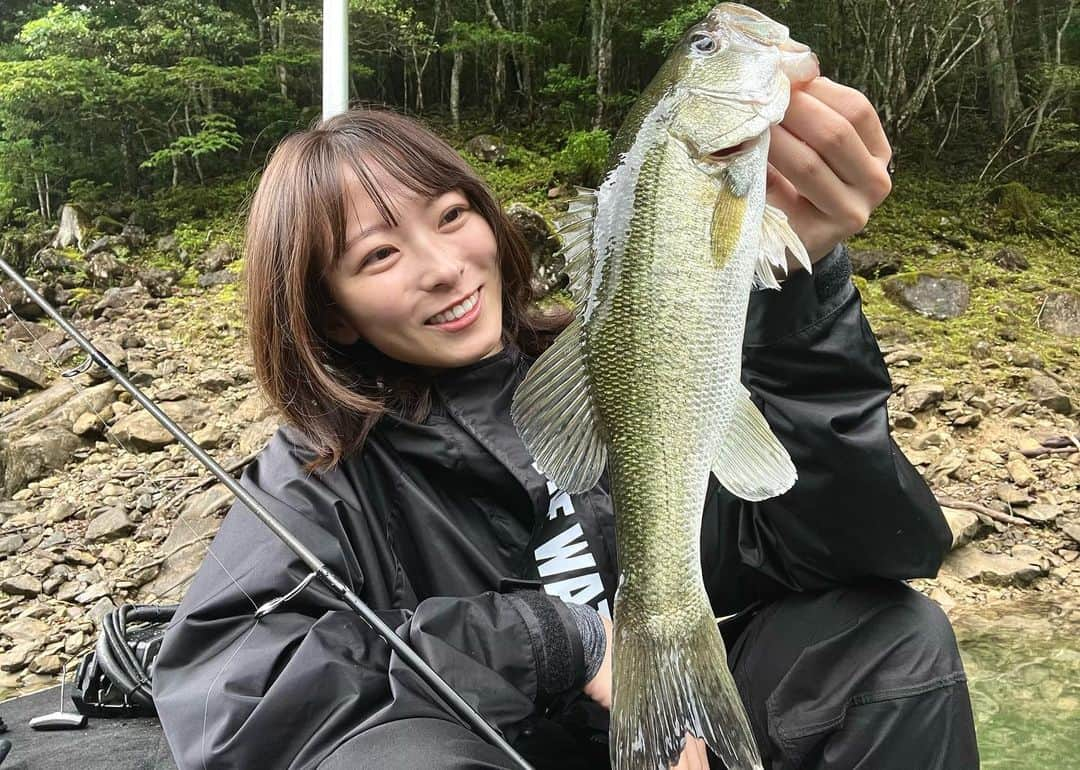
{"left": 539, "top": 64, "right": 596, "bottom": 129}
{"left": 140, "top": 113, "right": 243, "bottom": 172}
{"left": 555, "top": 129, "right": 611, "bottom": 187}
{"left": 987, "top": 182, "right": 1048, "bottom": 232}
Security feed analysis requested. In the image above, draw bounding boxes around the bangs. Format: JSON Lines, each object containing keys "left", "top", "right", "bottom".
{"left": 321, "top": 122, "right": 478, "bottom": 270}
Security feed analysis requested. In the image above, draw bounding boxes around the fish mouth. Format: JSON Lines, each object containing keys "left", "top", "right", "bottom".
{"left": 699, "top": 132, "right": 765, "bottom": 165}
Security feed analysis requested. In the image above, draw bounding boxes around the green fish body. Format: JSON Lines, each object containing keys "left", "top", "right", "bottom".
{"left": 512, "top": 5, "right": 816, "bottom": 769}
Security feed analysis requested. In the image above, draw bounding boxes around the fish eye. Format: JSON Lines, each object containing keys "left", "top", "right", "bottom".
{"left": 689, "top": 32, "right": 716, "bottom": 54}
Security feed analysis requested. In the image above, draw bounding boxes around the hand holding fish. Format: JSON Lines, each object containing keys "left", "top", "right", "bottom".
{"left": 766, "top": 76, "right": 893, "bottom": 266}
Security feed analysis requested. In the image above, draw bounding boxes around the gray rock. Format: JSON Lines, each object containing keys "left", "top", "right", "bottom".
{"left": 91, "top": 286, "right": 147, "bottom": 318}
{"left": 121, "top": 225, "right": 147, "bottom": 248}
{"left": 942, "top": 507, "right": 984, "bottom": 549}
{"left": 0, "top": 535, "right": 23, "bottom": 557}
{"left": 1006, "top": 457, "right": 1037, "bottom": 487}
{"left": 88, "top": 596, "right": 116, "bottom": 626}
{"left": 192, "top": 424, "right": 223, "bottom": 449}
{"left": 508, "top": 203, "right": 561, "bottom": 295}
{"left": 0, "top": 643, "right": 36, "bottom": 672}
{"left": 199, "top": 242, "right": 237, "bottom": 273}
{"left": 992, "top": 247, "right": 1028, "bottom": 271}
{"left": 891, "top": 411, "right": 917, "bottom": 429}
{"left": 1027, "top": 375, "right": 1072, "bottom": 415}
{"left": 92, "top": 214, "right": 124, "bottom": 235}
{"left": 1061, "top": 522, "right": 1080, "bottom": 544}
{"left": 155, "top": 233, "right": 181, "bottom": 253}
{"left": 1, "top": 617, "right": 49, "bottom": 644}
{"left": 1018, "top": 502, "right": 1063, "bottom": 524}
{"left": 995, "top": 483, "right": 1031, "bottom": 506}
{"left": 0, "top": 375, "right": 20, "bottom": 398}
{"left": 464, "top": 134, "right": 508, "bottom": 163}
{"left": 55, "top": 581, "right": 81, "bottom": 602}
{"left": 0, "top": 278, "right": 48, "bottom": 321}
{"left": 87, "top": 252, "right": 126, "bottom": 289}
{"left": 1, "top": 429, "right": 88, "bottom": 497}
{"left": 0, "top": 344, "right": 50, "bottom": 390}
{"left": 50, "top": 204, "right": 92, "bottom": 251}
{"left": 28, "top": 654, "right": 62, "bottom": 675}
{"left": 85, "top": 508, "right": 134, "bottom": 542}
{"left": 848, "top": 248, "right": 902, "bottom": 278}
{"left": 72, "top": 412, "right": 102, "bottom": 435}
{"left": 0, "top": 575, "right": 41, "bottom": 597}
{"left": 195, "top": 369, "right": 236, "bottom": 393}
{"left": 74, "top": 582, "right": 109, "bottom": 604}
{"left": 134, "top": 267, "right": 177, "bottom": 298}
{"left": 109, "top": 399, "right": 210, "bottom": 451}
{"left": 882, "top": 273, "right": 970, "bottom": 320}
{"left": 912, "top": 430, "right": 951, "bottom": 450}
{"left": 902, "top": 382, "right": 946, "bottom": 412}
{"left": 1039, "top": 291, "right": 1080, "bottom": 338}
{"left": 196, "top": 270, "right": 237, "bottom": 288}
{"left": 942, "top": 545, "right": 1044, "bottom": 586}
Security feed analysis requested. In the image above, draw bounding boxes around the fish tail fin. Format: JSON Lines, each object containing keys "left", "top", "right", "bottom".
{"left": 610, "top": 608, "right": 763, "bottom": 770}
{"left": 754, "top": 203, "right": 811, "bottom": 290}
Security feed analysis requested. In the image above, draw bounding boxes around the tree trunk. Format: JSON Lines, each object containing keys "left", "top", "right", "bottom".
{"left": 982, "top": 0, "right": 1021, "bottom": 136}
{"left": 276, "top": 0, "right": 288, "bottom": 99}
{"left": 451, "top": 44, "right": 462, "bottom": 131}
{"left": 1024, "top": 0, "right": 1076, "bottom": 160}
{"left": 591, "top": 0, "right": 612, "bottom": 127}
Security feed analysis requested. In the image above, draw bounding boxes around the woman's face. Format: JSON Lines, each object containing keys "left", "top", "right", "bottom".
{"left": 323, "top": 162, "right": 505, "bottom": 369}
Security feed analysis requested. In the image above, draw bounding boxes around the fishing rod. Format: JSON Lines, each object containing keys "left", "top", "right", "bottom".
{"left": 0, "top": 256, "right": 534, "bottom": 770}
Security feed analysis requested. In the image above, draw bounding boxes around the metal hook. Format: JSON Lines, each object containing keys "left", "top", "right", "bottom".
{"left": 61, "top": 355, "right": 95, "bottom": 379}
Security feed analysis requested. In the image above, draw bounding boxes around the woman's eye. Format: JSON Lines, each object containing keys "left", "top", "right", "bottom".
{"left": 364, "top": 247, "right": 394, "bottom": 265}
{"left": 442, "top": 206, "right": 466, "bottom": 224}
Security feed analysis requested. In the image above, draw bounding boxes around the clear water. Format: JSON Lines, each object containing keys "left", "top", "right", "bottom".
{"left": 954, "top": 605, "right": 1079, "bottom": 769}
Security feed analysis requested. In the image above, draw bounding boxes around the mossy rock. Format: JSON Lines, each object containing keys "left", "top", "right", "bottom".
{"left": 986, "top": 182, "right": 1046, "bottom": 229}
{"left": 881, "top": 271, "right": 971, "bottom": 320}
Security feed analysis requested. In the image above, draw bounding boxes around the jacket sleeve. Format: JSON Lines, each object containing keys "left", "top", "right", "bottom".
{"left": 152, "top": 431, "right": 587, "bottom": 770}
{"left": 702, "top": 244, "right": 953, "bottom": 616}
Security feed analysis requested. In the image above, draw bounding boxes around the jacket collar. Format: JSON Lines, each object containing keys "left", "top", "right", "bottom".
{"left": 374, "top": 344, "right": 552, "bottom": 513}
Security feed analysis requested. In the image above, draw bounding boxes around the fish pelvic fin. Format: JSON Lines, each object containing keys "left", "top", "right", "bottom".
{"left": 753, "top": 203, "right": 811, "bottom": 291}
{"left": 711, "top": 385, "right": 797, "bottom": 501}
{"left": 510, "top": 316, "right": 606, "bottom": 493}
{"left": 610, "top": 607, "right": 763, "bottom": 770}
{"left": 553, "top": 186, "right": 598, "bottom": 313}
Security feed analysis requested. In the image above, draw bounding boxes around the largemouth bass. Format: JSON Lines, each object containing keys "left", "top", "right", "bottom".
{"left": 511, "top": 4, "right": 817, "bottom": 769}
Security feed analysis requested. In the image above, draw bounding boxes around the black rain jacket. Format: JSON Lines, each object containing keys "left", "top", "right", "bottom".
{"left": 152, "top": 246, "right": 953, "bottom": 769}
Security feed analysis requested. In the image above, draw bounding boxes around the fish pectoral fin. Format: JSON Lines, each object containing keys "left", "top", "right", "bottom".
{"left": 510, "top": 316, "right": 606, "bottom": 493}
{"left": 711, "top": 386, "right": 797, "bottom": 501}
{"left": 753, "top": 203, "right": 811, "bottom": 290}
{"left": 553, "top": 187, "right": 598, "bottom": 313}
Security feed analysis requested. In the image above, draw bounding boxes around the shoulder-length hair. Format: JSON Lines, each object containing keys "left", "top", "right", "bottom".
{"left": 244, "top": 107, "right": 571, "bottom": 474}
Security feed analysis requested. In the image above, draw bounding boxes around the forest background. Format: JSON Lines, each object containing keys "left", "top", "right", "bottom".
{"left": 0, "top": 0, "right": 1076, "bottom": 240}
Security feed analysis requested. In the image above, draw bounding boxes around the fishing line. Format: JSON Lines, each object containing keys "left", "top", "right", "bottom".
{"left": 0, "top": 263, "right": 534, "bottom": 769}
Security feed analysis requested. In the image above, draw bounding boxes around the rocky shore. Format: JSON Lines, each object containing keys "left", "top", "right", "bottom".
{"left": 0, "top": 202, "right": 1076, "bottom": 701}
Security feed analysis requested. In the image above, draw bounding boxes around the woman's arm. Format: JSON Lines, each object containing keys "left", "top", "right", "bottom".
{"left": 703, "top": 245, "right": 952, "bottom": 616}
{"left": 152, "top": 431, "right": 588, "bottom": 769}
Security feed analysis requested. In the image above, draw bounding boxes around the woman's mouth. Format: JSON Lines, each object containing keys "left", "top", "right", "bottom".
{"left": 424, "top": 287, "right": 482, "bottom": 331}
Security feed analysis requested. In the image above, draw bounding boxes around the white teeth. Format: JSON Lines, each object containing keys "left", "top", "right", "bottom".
{"left": 427, "top": 290, "right": 479, "bottom": 325}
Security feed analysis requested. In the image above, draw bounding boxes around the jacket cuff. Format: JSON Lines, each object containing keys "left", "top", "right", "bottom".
{"left": 505, "top": 591, "right": 587, "bottom": 697}
{"left": 744, "top": 243, "right": 855, "bottom": 348}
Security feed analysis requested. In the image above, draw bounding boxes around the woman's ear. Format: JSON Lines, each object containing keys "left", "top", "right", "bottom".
{"left": 324, "top": 306, "right": 361, "bottom": 345}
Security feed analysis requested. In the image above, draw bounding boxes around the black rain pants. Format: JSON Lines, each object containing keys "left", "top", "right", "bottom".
{"left": 318, "top": 580, "right": 979, "bottom": 770}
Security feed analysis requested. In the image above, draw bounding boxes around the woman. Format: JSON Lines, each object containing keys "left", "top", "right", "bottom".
{"left": 153, "top": 80, "right": 979, "bottom": 770}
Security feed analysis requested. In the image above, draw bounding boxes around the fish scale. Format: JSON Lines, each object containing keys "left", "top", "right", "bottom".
{"left": 511, "top": 4, "right": 817, "bottom": 769}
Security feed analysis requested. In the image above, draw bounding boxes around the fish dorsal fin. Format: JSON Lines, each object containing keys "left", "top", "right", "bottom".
{"left": 553, "top": 187, "right": 598, "bottom": 313}
{"left": 711, "top": 385, "right": 796, "bottom": 501}
{"left": 510, "top": 316, "right": 606, "bottom": 493}
{"left": 753, "top": 203, "right": 811, "bottom": 290}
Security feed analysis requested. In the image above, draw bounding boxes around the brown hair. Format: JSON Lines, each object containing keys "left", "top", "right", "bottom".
{"left": 243, "top": 107, "right": 571, "bottom": 473}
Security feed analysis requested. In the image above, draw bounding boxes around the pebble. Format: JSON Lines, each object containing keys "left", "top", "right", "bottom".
{"left": 0, "top": 575, "right": 41, "bottom": 597}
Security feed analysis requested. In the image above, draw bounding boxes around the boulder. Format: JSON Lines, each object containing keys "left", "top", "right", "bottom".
{"left": 991, "top": 246, "right": 1028, "bottom": 271}
{"left": 134, "top": 267, "right": 177, "bottom": 298}
{"left": 1039, "top": 292, "right": 1080, "bottom": 338}
{"left": 86, "top": 252, "right": 126, "bottom": 287}
{"left": 1, "top": 429, "right": 88, "bottom": 496}
{"left": 507, "top": 203, "right": 562, "bottom": 295}
{"left": 0, "top": 278, "right": 47, "bottom": 321}
{"left": 882, "top": 273, "right": 970, "bottom": 320}
{"left": 109, "top": 399, "right": 211, "bottom": 451}
{"left": 0, "top": 344, "right": 49, "bottom": 390}
{"left": 199, "top": 242, "right": 237, "bottom": 273}
{"left": 901, "top": 382, "right": 946, "bottom": 413}
{"left": 197, "top": 270, "right": 237, "bottom": 288}
{"left": 464, "top": 134, "right": 509, "bottom": 163}
{"left": 85, "top": 508, "right": 135, "bottom": 542}
{"left": 942, "top": 545, "right": 1044, "bottom": 586}
{"left": 942, "top": 507, "right": 984, "bottom": 549}
{"left": 1027, "top": 374, "right": 1072, "bottom": 415}
{"left": 92, "top": 214, "right": 124, "bottom": 235}
{"left": 50, "top": 204, "right": 92, "bottom": 251}
{"left": 847, "top": 248, "right": 902, "bottom": 278}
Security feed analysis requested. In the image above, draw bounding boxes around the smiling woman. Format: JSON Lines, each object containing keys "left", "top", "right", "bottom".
{"left": 242, "top": 108, "right": 571, "bottom": 473}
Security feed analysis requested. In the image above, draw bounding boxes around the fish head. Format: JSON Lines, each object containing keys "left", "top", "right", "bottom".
{"left": 655, "top": 3, "right": 817, "bottom": 172}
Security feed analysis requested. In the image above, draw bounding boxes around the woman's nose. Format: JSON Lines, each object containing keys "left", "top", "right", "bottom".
{"left": 415, "top": 235, "right": 465, "bottom": 291}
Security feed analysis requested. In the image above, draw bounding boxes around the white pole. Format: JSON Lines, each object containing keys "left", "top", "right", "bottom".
{"left": 322, "top": 0, "right": 349, "bottom": 120}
